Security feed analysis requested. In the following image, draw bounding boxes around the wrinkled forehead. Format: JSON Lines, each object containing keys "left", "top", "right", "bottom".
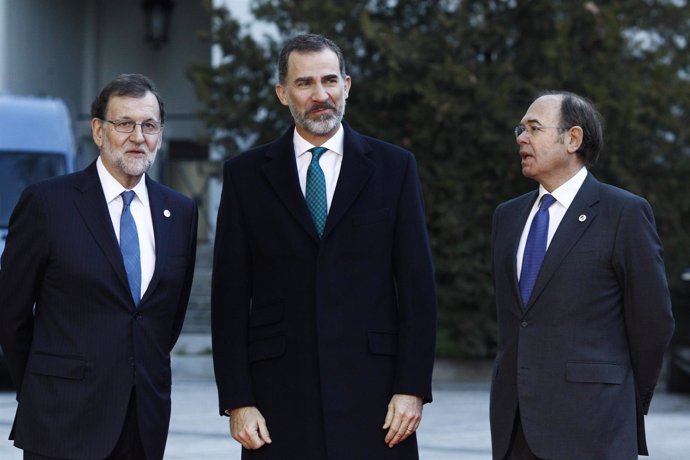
{"left": 106, "top": 92, "right": 160, "bottom": 120}
{"left": 286, "top": 49, "right": 341, "bottom": 80}
{"left": 521, "top": 95, "right": 563, "bottom": 125}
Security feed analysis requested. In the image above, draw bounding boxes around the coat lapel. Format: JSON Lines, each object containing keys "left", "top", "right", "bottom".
{"left": 525, "top": 173, "right": 600, "bottom": 309}
{"left": 261, "top": 126, "right": 320, "bottom": 239}
{"left": 73, "top": 162, "right": 131, "bottom": 299}
{"left": 140, "top": 177, "right": 171, "bottom": 303}
{"left": 322, "top": 122, "right": 375, "bottom": 239}
{"left": 261, "top": 123, "right": 376, "bottom": 241}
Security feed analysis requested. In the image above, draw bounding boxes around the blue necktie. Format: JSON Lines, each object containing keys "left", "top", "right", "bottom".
{"left": 519, "top": 194, "right": 556, "bottom": 306}
{"left": 305, "top": 147, "right": 328, "bottom": 238}
{"left": 120, "top": 191, "right": 141, "bottom": 305}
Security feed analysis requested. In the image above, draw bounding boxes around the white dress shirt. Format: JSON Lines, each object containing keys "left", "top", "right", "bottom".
{"left": 516, "top": 167, "right": 588, "bottom": 280}
{"left": 97, "top": 157, "right": 156, "bottom": 300}
{"left": 294, "top": 124, "right": 344, "bottom": 210}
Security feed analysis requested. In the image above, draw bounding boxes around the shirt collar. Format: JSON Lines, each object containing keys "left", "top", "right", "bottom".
{"left": 96, "top": 156, "right": 150, "bottom": 207}
{"left": 294, "top": 123, "right": 345, "bottom": 158}
{"left": 538, "top": 166, "right": 588, "bottom": 209}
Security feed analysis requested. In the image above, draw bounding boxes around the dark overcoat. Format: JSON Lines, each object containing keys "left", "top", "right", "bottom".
{"left": 211, "top": 122, "right": 437, "bottom": 460}
{"left": 0, "top": 162, "right": 198, "bottom": 460}
{"left": 490, "top": 172, "right": 674, "bottom": 460}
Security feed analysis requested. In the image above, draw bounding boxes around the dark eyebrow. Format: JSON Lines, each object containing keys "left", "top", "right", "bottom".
{"left": 524, "top": 118, "right": 543, "bottom": 126}
{"left": 293, "top": 77, "right": 315, "bottom": 84}
{"left": 115, "top": 117, "right": 158, "bottom": 122}
{"left": 293, "top": 74, "right": 340, "bottom": 85}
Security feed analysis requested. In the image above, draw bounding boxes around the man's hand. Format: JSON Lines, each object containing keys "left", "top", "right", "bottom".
{"left": 228, "top": 406, "right": 272, "bottom": 450}
{"left": 382, "top": 394, "right": 423, "bottom": 448}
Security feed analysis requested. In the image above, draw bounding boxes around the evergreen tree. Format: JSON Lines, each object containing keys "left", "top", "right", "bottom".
{"left": 190, "top": 0, "right": 690, "bottom": 358}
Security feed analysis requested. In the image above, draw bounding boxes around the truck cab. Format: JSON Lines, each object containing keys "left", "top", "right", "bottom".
{"left": 0, "top": 94, "right": 76, "bottom": 262}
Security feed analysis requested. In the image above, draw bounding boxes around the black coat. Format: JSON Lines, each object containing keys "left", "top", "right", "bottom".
{"left": 212, "top": 122, "right": 437, "bottom": 459}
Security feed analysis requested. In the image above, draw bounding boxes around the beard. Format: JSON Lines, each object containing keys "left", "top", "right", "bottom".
{"left": 290, "top": 99, "right": 346, "bottom": 136}
{"left": 102, "top": 143, "right": 156, "bottom": 178}
{"left": 117, "top": 151, "right": 156, "bottom": 177}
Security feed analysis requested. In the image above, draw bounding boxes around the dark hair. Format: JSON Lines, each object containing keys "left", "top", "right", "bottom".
{"left": 538, "top": 90, "right": 604, "bottom": 166}
{"left": 90, "top": 73, "right": 165, "bottom": 123}
{"left": 277, "top": 33, "right": 346, "bottom": 85}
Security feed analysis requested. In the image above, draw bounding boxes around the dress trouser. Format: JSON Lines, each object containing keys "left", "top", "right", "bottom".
{"left": 23, "top": 388, "right": 146, "bottom": 460}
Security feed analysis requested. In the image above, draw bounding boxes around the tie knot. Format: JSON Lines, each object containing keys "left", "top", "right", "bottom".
{"left": 121, "top": 190, "right": 136, "bottom": 207}
{"left": 309, "top": 147, "right": 328, "bottom": 163}
{"left": 540, "top": 194, "right": 556, "bottom": 209}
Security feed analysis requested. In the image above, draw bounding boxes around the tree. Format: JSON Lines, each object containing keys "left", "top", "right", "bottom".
{"left": 187, "top": 2, "right": 283, "bottom": 159}
{"left": 189, "top": 0, "right": 690, "bottom": 358}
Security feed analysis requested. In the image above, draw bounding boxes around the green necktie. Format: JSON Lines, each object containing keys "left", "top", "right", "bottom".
{"left": 305, "top": 147, "right": 328, "bottom": 238}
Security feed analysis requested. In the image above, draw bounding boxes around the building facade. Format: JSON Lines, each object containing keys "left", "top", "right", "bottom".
{"left": 0, "top": 0, "right": 215, "bottom": 238}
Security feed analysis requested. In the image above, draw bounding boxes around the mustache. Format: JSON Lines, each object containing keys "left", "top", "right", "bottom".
{"left": 307, "top": 103, "right": 336, "bottom": 114}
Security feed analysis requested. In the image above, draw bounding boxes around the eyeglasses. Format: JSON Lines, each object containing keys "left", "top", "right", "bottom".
{"left": 103, "top": 119, "right": 163, "bottom": 135}
{"left": 514, "top": 124, "right": 565, "bottom": 138}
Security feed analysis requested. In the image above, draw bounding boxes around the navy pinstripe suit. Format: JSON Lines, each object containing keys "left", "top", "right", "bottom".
{"left": 0, "top": 162, "right": 197, "bottom": 459}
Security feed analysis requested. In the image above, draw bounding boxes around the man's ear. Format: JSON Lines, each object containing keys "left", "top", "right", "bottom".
{"left": 275, "top": 83, "right": 289, "bottom": 106}
{"left": 91, "top": 118, "right": 103, "bottom": 148}
{"left": 567, "top": 126, "right": 583, "bottom": 153}
{"left": 344, "top": 75, "right": 351, "bottom": 99}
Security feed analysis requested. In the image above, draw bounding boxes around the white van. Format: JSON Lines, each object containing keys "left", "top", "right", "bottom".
{"left": 0, "top": 94, "right": 76, "bottom": 261}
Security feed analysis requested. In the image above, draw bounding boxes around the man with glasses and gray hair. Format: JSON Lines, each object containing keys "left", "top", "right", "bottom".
{"left": 0, "top": 73, "right": 198, "bottom": 459}
{"left": 489, "top": 90, "right": 674, "bottom": 459}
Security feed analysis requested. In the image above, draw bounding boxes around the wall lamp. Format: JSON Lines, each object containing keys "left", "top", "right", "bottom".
{"left": 141, "top": 0, "right": 175, "bottom": 50}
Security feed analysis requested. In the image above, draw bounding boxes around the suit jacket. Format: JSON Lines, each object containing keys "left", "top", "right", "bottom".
{"left": 211, "top": 122, "right": 437, "bottom": 460}
{"left": 0, "top": 162, "right": 198, "bottom": 460}
{"left": 489, "top": 172, "right": 674, "bottom": 460}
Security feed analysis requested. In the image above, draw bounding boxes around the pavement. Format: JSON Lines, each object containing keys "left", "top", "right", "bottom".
{"left": 1, "top": 333, "right": 690, "bottom": 459}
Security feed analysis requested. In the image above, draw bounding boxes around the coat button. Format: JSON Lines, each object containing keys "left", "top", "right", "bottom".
{"left": 521, "top": 321, "right": 528, "bottom": 328}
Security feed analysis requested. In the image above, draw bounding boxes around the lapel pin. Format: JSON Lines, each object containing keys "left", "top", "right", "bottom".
{"left": 164, "top": 210, "right": 171, "bottom": 218}
{"left": 578, "top": 214, "right": 586, "bottom": 222}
